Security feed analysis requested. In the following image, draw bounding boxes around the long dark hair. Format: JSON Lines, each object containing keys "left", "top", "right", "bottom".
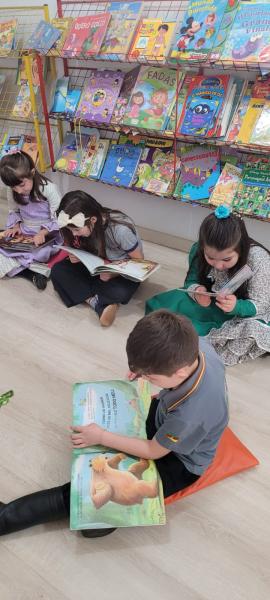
{"left": 186, "top": 212, "right": 269, "bottom": 299}
{"left": 0, "top": 151, "right": 50, "bottom": 205}
{"left": 57, "top": 190, "right": 137, "bottom": 258}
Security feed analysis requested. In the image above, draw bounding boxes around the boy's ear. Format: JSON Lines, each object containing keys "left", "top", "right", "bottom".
{"left": 31, "top": 168, "right": 35, "bottom": 176}
{"left": 174, "top": 365, "right": 192, "bottom": 379}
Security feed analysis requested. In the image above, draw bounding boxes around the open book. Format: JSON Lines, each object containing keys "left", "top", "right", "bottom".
{"left": 70, "top": 379, "right": 166, "bottom": 531}
{"left": 179, "top": 264, "right": 253, "bottom": 297}
{"left": 56, "top": 245, "right": 160, "bottom": 282}
{"left": 0, "top": 231, "right": 58, "bottom": 252}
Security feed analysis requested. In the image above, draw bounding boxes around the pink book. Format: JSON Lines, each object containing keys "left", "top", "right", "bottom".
{"left": 62, "top": 13, "right": 111, "bottom": 57}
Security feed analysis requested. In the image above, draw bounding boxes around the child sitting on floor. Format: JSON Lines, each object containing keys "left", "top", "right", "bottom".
{"left": 0, "top": 310, "right": 228, "bottom": 538}
{"left": 0, "top": 151, "right": 61, "bottom": 290}
{"left": 146, "top": 206, "right": 270, "bottom": 366}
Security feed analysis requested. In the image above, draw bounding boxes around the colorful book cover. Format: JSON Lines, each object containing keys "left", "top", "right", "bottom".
{"left": 11, "top": 84, "right": 32, "bottom": 119}
{"left": 88, "top": 139, "right": 110, "bottom": 179}
{"left": 221, "top": 2, "right": 270, "bottom": 64}
{"left": 165, "top": 74, "right": 192, "bottom": 133}
{"left": 132, "top": 138, "right": 173, "bottom": 190}
{"left": 0, "top": 19, "right": 17, "bottom": 57}
{"left": 144, "top": 151, "right": 181, "bottom": 197}
{"left": 174, "top": 145, "right": 220, "bottom": 202}
{"left": 226, "top": 80, "right": 252, "bottom": 143}
{"left": 178, "top": 74, "right": 230, "bottom": 137}
{"left": 54, "top": 132, "right": 89, "bottom": 174}
{"left": 250, "top": 101, "right": 270, "bottom": 146}
{"left": 16, "top": 56, "right": 40, "bottom": 88}
{"left": 65, "top": 89, "right": 82, "bottom": 118}
{"left": 100, "top": 144, "right": 142, "bottom": 187}
{"left": 76, "top": 129, "right": 100, "bottom": 177}
{"left": 75, "top": 69, "right": 124, "bottom": 124}
{"left": 70, "top": 379, "right": 165, "bottom": 530}
{"left": 232, "top": 162, "right": 270, "bottom": 216}
{"left": 209, "top": 162, "right": 242, "bottom": 206}
{"left": 26, "top": 20, "right": 61, "bottom": 54}
{"left": 170, "top": 0, "right": 228, "bottom": 62}
{"left": 22, "top": 135, "right": 38, "bottom": 164}
{"left": 209, "top": 0, "right": 240, "bottom": 62}
{"left": 99, "top": 1, "right": 142, "bottom": 60}
{"left": 123, "top": 65, "right": 177, "bottom": 131}
{"left": 49, "top": 17, "right": 73, "bottom": 55}
{"left": 111, "top": 66, "right": 140, "bottom": 125}
{"left": 50, "top": 77, "right": 69, "bottom": 114}
{"left": 128, "top": 18, "right": 176, "bottom": 62}
{"left": 62, "top": 13, "right": 111, "bottom": 57}
{"left": 0, "top": 134, "right": 24, "bottom": 158}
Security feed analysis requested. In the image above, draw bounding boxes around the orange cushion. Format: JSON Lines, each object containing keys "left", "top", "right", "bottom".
{"left": 165, "top": 427, "right": 259, "bottom": 506}
{"left": 47, "top": 250, "right": 68, "bottom": 269}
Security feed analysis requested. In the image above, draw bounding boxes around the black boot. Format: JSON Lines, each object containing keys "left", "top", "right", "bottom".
{"left": 81, "top": 528, "right": 116, "bottom": 538}
{"left": 0, "top": 484, "right": 69, "bottom": 536}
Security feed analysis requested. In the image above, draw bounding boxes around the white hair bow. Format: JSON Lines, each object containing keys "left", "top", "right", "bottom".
{"left": 57, "top": 210, "right": 86, "bottom": 229}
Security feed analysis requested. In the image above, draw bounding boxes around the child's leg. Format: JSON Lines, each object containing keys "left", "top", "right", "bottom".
{"left": 91, "top": 277, "right": 140, "bottom": 326}
{"left": 0, "top": 254, "right": 20, "bottom": 278}
{"left": 51, "top": 259, "right": 100, "bottom": 307}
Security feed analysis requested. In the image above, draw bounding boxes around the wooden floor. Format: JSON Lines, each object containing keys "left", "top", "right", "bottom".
{"left": 0, "top": 241, "right": 269, "bottom": 600}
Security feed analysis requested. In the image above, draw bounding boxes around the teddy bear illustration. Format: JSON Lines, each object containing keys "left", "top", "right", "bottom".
{"left": 90, "top": 453, "right": 158, "bottom": 509}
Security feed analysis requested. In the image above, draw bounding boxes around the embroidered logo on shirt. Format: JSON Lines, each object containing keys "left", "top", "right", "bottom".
{"left": 165, "top": 433, "right": 179, "bottom": 443}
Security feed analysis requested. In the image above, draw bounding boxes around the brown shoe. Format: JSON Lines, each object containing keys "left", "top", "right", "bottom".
{"left": 99, "top": 304, "right": 118, "bottom": 327}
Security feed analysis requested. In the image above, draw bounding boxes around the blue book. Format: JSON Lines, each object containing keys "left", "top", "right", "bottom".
{"left": 221, "top": 2, "right": 270, "bottom": 64}
{"left": 99, "top": 1, "right": 142, "bottom": 60}
{"left": 26, "top": 20, "right": 61, "bottom": 54}
{"left": 0, "top": 134, "right": 24, "bottom": 158}
{"left": 100, "top": 144, "right": 142, "bottom": 187}
{"left": 50, "top": 77, "right": 69, "bottom": 114}
{"left": 179, "top": 74, "right": 230, "bottom": 138}
{"left": 65, "top": 89, "right": 81, "bottom": 118}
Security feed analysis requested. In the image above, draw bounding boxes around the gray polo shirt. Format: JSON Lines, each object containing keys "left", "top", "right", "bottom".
{"left": 155, "top": 338, "right": 229, "bottom": 475}
{"left": 104, "top": 219, "right": 143, "bottom": 261}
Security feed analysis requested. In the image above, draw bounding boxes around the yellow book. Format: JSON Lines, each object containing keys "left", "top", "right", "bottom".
{"left": 128, "top": 18, "right": 176, "bottom": 62}
{"left": 236, "top": 98, "right": 265, "bottom": 145}
{"left": 49, "top": 17, "right": 73, "bottom": 56}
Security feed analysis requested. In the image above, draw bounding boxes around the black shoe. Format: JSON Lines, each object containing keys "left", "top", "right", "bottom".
{"left": 32, "top": 274, "right": 47, "bottom": 290}
{"left": 81, "top": 528, "right": 117, "bottom": 538}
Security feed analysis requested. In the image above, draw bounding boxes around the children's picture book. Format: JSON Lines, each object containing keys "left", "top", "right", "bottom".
{"left": 209, "top": 162, "right": 242, "bottom": 206}
{"left": 179, "top": 263, "right": 253, "bottom": 297}
{"left": 11, "top": 85, "right": 32, "bottom": 119}
{"left": 70, "top": 379, "right": 165, "bottom": 530}
{"left": 250, "top": 101, "right": 270, "bottom": 147}
{"left": 26, "top": 20, "right": 61, "bottom": 54}
{"left": 144, "top": 150, "right": 181, "bottom": 197}
{"left": 131, "top": 138, "right": 173, "bottom": 190}
{"left": 65, "top": 89, "right": 81, "bottom": 118}
{"left": 75, "top": 69, "right": 124, "bottom": 124}
{"left": 100, "top": 143, "right": 142, "bottom": 187}
{"left": 174, "top": 145, "right": 220, "bottom": 202}
{"left": 49, "top": 17, "right": 73, "bottom": 55}
{"left": 165, "top": 73, "right": 192, "bottom": 133}
{"left": 22, "top": 135, "right": 38, "bottom": 164}
{"left": 50, "top": 77, "right": 69, "bottom": 114}
{"left": 232, "top": 161, "right": 270, "bottom": 216}
{"left": 54, "top": 132, "right": 89, "bottom": 174}
{"left": 88, "top": 139, "right": 110, "bottom": 179}
{"left": 99, "top": 1, "right": 142, "bottom": 60}
{"left": 57, "top": 245, "right": 160, "bottom": 282}
{"left": 0, "top": 19, "right": 17, "bottom": 56}
{"left": 226, "top": 80, "right": 252, "bottom": 143}
{"left": 221, "top": 2, "right": 270, "bottom": 65}
{"left": 0, "top": 134, "right": 24, "bottom": 158}
{"left": 62, "top": 14, "right": 111, "bottom": 57}
{"left": 76, "top": 129, "right": 100, "bottom": 177}
{"left": 111, "top": 66, "right": 140, "bottom": 125}
{"left": 16, "top": 56, "right": 40, "bottom": 88}
{"left": 0, "top": 232, "right": 57, "bottom": 251}
{"left": 129, "top": 18, "right": 175, "bottom": 62}
{"left": 209, "top": 0, "right": 240, "bottom": 62}
{"left": 123, "top": 65, "right": 177, "bottom": 131}
{"left": 170, "top": 0, "right": 228, "bottom": 62}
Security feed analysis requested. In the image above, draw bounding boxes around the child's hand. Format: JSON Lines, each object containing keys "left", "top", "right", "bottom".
{"left": 216, "top": 294, "right": 237, "bottom": 313}
{"left": 33, "top": 230, "right": 47, "bottom": 246}
{"left": 69, "top": 254, "right": 80, "bottom": 263}
{"left": 126, "top": 370, "right": 138, "bottom": 381}
{"left": 194, "top": 286, "right": 211, "bottom": 307}
{"left": 2, "top": 224, "right": 21, "bottom": 238}
{"left": 70, "top": 423, "right": 103, "bottom": 448}
{"left": 99, "top": 272, "right": 113, "bottom": 282}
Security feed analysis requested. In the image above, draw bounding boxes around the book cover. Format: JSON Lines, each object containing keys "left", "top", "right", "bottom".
{"left": 75, "top": 69, "right": 124, "bottom": 124}
{"left": 0, "top": 232, "right": 56, "bottom": 251}
{"left": 221, "top": 2, "right": 270, "bottom": 64}
{"left": 49, "top": 17, "right": 73, "bottom": 55}
{"left": 16, "top": 56, "right": 40, "bottom": 88}
{"left": 88, "top": 139, "right": 110, "bottom": 179}
{"left": 165, "top": 73, "right": 192, "bottom": 133}
{"left": 123, "top": 65, "right": 177, "bottom": 131}
{"left": 111, "top": 66, "right": 140, "bottom": 125}
{"left": 232, "top": 162, "right": 270, "bottom": 215}
{"left": 62, "top": 14, "right": 111, "bottom": 57}
{"left": 170, "top": 0, "right": 228, "bottom": 62}
{"left": 132, "top": 138, "right": 173, "bottom": 190}
{"left": 100, "top": 143, "right": 142, "bottom": 187}
{"left": 250, "top": 100, "right": 270, "bottom": 146}
{"left": 0, "top": 134, "right": 24, "bottom": 158}
{"left": 22, "top": 135, "right": 39, "bottom": 164}
{"left": 99, "top": 1, "right": 142, "bottom": 60}
{"left": 0, "top": 19, "right": 17, "bottom": 57}
{"left": 209, "top": 0, "right": 240, "bottom": 62}
{"left": 50, "top": 77, "right": 69, "bottom": 114}
{"left": 236, "top": 75, "right": 270, "bottom": 144}
{"left": 70, "top": 379, "right": 165, "bottom": 530}
{"left": 225, "top": 80, "right": 251, "bottom": 143}
{"left": 11, "top": 84, "right": 32, "bottom": 119}
{"left": 65, "top": 89, "right": 82, "bottom": 118}
{"left": 128, "top": 18, "right": 176, "bottom": 62}
{"left": 54, "top": 132, "right": 89, "bottom": 174}
{"left": 144, "top": 150, "right": 181, "bottom": 197}
{"left": 178, "top": 74, "right": 230, "bottom": 137}
{"left": 26, "top": 20, "right": 61, "bottom": 54}
{"left": 174, "top": 145, "right": 220, "bottom": 202}
{"left": 209, "top": 162, "right": 242, "bottom": 206}
{"left": 76, "top": 129, "right": 100, "bottom": 177}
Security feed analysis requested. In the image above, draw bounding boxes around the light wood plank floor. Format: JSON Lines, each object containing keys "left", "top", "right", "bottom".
{"left": 0, "top": 241, "right": 269, "bottom": 600}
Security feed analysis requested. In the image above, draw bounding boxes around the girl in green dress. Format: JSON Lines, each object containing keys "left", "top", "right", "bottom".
{"left": 146, "top": 205, "right": 270, "bottom": 365}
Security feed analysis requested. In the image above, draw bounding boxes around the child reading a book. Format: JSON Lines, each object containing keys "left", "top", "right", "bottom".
{"left": 0, "top": 151, "right": 61, "bottom": 289}
{"left": 0, "top": 310, "right": 228, "bottom": 538}
{"left": 51, "top": 190, "right": 144, "bottom": 326}
{"left": 146, "top": 206, "right": 270, "bottom": 366}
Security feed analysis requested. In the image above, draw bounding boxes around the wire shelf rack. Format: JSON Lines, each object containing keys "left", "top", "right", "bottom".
{"left": 0, "top": 5, "right": 49, "bottom": 58}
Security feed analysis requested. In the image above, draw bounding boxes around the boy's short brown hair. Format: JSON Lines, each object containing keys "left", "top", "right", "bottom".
{"left": 126, "top": 309, "right": 199, "bottom": 376}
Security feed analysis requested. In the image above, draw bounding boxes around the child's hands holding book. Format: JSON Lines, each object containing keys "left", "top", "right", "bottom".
{"left": 33, "top": 229, "right": 47, "bottom": 246}
{"left": 1, "top": 223, "right": 21, "bottom": 238}
{"left": 194, "top": 286, "right": 212, "bottom": 307}
{"left": 71, "top": 423, "right": 103, "bottom": 448}
{"left": 216, "top": 294, "right": 237, "bottom": 313}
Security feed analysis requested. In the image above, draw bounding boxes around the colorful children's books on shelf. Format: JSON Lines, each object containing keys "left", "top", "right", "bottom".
{"left": 26, "top": 20, "right": 61, "bottom": 54}
{"left": 65, "top": 89, "right": 82, "bottom": 118}
{"left": 170, "top": 0, "right": 228, "bottom": 63}
{"left": 128, "top": 18, "right": 175, "bottom": 63}
{"left": 50, "top": 77, "right": 69, "bottom": 114}
{"left": 22, "top": 135, "right": 38, "bottom": 164}
{"left": 0, "top": 19, "right": 17, "bottom": 57}
{"left": 100, "top": 143, "right": 142, "bottom": 187}
{"left": 123, "top": 65, "right": 177, "bottom": 131}
{"left": 0, "top": 134, "right": 24, "bottom": 158}
{"left": 226, "top": 80, "right": 252, "bottom": 143}
{"left": 12, "top": 84, "right": 32, "bottom": 119}
{"left": 88, "top": 139, "right": 110, "bottom": 179}
{"left": 99, "top": 1, "right": 142, "bottom": 60}
{"left": 16, "top": 56, "right": 40, "bottom": 87}
{"left": 70, "top": 379, "right": 165, "bottom": 530}
{"left": 49, "top": 17, "right": 73, "bottom": 55}
{"left": 209, "top": 162, "right": 242, "bottom": 206}
{"left": 235, "top": 76, "right": 270, "bottom": 145}
{"left": 144, "top": 150, "right": 181, "bottom": 197}
{"left": 54, "top": 131, "right": 89, "bottom": 174}
{"left": 174, "top": 145, "right": 220, "bottom": 202}
{"left": 250, "top": 101, "right": 270, "bottom": 147}
{"left": 111, "top": 66, "right": 140, "bottom": 125}
{"left": 131, "top": 138, "right": 174, "bottom": 191}
{"left": 232, "top": 161, "right": 270, "bottom": 218}
{"left": 62, "top": 13, "right": 111, "bottom": 57}
{"left": 209, "top": 0, "right": 240, "bottom": 63}
{"left": 75, "top": 69, "right": 124, "bottom": 125}
{"left": 221, "top": 1, "right": 270, "bottom": 65}
{"left": 165, "top": 73, "right": 192, "bottom": 133}
{"left": 76, "top": 129, "right": 100, "bottom": 177}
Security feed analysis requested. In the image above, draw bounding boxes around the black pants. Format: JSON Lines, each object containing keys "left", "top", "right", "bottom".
{"left": 51, "top": 259, "right": 140, "bottom": 315}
